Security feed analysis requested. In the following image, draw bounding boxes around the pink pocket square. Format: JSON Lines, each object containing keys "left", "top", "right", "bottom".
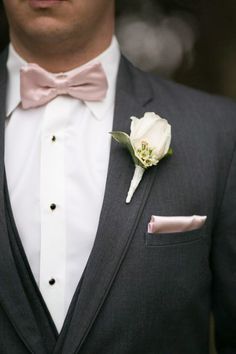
{"left": 148, "top": 215, "right": 207, "bottom": 234}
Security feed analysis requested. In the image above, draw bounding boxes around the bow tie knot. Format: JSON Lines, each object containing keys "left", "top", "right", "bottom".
{"left": 20, "top": 62, "right": 108, "bottom": 110}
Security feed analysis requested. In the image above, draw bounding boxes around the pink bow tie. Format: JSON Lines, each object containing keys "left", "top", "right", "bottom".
{"left": 20, "top": 62, "right": 108, "bottom": 109}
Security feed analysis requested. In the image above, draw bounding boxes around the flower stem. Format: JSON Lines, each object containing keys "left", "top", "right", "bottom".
{"left": 126, "top": 165, "right": 145, "bottom": 204}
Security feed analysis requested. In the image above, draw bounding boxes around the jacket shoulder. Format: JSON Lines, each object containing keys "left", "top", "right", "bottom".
{"left": 149, "top": 70, "right": 236, "bottom": 115}
{"left": 126, "top": 59, "right": 236, "bottom": 134}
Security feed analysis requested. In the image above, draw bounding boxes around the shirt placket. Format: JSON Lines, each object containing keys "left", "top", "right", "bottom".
{"left": 40, "top": 97, "right": 68, "bottom": 332}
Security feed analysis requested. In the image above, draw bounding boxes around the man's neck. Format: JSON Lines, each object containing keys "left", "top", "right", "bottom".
{"left": 10, "top": 33, "right": 114, "bottom": 73}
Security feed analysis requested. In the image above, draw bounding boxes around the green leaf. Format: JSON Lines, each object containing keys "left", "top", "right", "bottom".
{"left": 167, "top": 147, "right": 173, "bottom": 156}
{"left": 110, "top": 131, "right": 130, "bottom": 146}
{"left": 110, "top": 131, "right": 139, "bottom": 165}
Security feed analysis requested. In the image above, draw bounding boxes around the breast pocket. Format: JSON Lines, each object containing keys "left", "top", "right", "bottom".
{"left": 145, "top": 227, "right": 205, "bottom": 247}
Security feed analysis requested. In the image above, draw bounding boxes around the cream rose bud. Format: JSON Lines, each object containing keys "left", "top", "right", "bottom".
{"left": 130, "top": 112, "right": 171, "bottom": 168}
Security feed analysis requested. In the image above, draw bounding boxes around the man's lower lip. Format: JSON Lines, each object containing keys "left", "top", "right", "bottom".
{"left": 28, "top": 0, "right": 64, "bottom": 9}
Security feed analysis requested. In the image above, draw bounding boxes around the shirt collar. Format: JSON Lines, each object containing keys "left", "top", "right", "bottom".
{"left": 6, "top": 45, "right": 26, "bottom": 117}
{"left": 6, "top": 36, "right": 121, "bottom": 120}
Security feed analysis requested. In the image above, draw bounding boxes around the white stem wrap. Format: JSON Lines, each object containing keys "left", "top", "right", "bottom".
{"left": 126, "top": 165, "right": 145, "bottom": 204}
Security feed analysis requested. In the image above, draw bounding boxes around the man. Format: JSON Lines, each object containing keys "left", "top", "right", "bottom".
{"left": 0, "top": 0, "right": 235, "bottom": 353}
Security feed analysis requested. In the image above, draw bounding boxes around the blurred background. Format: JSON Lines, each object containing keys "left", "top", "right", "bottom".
{"left": 0, "top": 1, "right": 235, "bottom": 353}
{"left": 116, "top": 0, "right": 236, "bottom": 100}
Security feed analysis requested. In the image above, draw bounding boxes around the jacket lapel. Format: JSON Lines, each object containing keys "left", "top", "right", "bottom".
{"left": 0, "top": 49, "right": 47, "bottom": 354}
{"left": 57, "top": 57, "right": 157, "bottom": 354}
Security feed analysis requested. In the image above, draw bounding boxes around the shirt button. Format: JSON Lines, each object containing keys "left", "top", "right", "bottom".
{"left": 50, "top": 203, "right": 57, "bottom": 211}
{"left": 49, "top": 278, "right": 56, "bottom": 286}
{"left": 51, "top": 135, "right": 56, "bottom": 142}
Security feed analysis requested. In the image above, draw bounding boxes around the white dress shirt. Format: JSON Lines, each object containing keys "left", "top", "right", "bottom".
{"left": 5, "top": 37, "right": 120, "bottom": 332}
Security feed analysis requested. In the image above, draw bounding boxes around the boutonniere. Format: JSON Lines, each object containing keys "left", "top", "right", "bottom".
{"left": 111, "top": 112, "right": 172, "bottom": 203}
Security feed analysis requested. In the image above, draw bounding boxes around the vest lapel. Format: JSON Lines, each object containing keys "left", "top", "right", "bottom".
{"left": 55, "top": 57, "right": 156, "bottom": 354}
{"left": 4, "top": 177, "right": 59, "bottom": 352}
{"left": 0, "top": 49, "right": 47, "bottom": 354}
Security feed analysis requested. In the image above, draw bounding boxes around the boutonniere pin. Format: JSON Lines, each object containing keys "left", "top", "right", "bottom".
{"left": 111, "top": 112, "right": 172, "bottom": 203}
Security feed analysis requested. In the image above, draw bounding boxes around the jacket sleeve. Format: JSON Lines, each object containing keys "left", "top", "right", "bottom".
{"left": 212, "top": 142, "right": 236, "bottom": 353}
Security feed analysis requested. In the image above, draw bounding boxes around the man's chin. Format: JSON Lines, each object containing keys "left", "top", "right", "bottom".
{"left": 21, "top": 19, "right": 72, "bottom": 45}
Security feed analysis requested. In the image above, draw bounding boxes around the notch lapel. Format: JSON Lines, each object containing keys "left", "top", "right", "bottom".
{"left": 56, "top": 57, "right": 156, "bottom": 354}
{"left": 0, "top": 49, "right": 47, "bottom": 354}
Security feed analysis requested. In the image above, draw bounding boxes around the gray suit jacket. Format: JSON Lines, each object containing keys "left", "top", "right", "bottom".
{"left": 0, "top": 48, "right": 236, "bottom": 354}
